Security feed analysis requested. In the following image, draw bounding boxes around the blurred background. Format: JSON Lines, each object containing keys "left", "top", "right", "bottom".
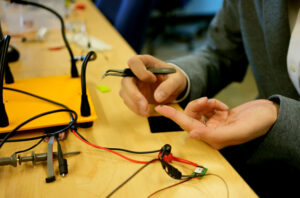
{"left": 0, "top": 0, "right": 258, "bottom": 108}
{"left": 94, "top": 0, "right": 258, "bottom": 108}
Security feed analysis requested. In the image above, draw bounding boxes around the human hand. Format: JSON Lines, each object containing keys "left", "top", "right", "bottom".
{"left": 119, "top": 55, "right": 187, "bottom": 117}
{"left": 155, "top": 97, "right": 279, "bottom": 149}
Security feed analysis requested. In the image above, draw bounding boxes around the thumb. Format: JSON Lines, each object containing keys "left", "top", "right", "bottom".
{"left": 154, "top": 78, "right": 182, "bottom": 103}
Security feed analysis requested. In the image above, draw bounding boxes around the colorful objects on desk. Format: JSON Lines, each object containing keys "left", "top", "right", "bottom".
{"left": 75, "top": 3, "right": 86, "bottom": 10}
{"left": 67, "top": 32, "right": 112, "bottom": 51}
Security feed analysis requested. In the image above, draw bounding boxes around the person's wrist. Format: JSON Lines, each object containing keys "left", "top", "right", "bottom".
{"left": 167, "top": 63, "right": 190, "bottom": 103}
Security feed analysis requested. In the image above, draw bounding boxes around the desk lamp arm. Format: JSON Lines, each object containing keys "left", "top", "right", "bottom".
{"left": 7, "top": 0, "right": 79, "bottom": 77}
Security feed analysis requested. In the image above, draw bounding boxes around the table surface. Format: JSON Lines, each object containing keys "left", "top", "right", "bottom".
{"left": 0, "top": 1, "right": 258, "bottom": 197}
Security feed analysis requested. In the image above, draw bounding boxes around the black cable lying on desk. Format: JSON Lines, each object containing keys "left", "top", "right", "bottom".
{"left": 9, "top": 0, "right": 79, "bottom": 77}
{"left": 0, "top": 87, "right": 78, "bottom": 149}
{"left": 14, "top": 136, "right": 46, "bottom": 155}
{"left": 73, "top": 129, "right": 161, "bottom": 154}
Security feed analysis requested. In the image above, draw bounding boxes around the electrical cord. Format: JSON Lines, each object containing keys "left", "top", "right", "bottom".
{"left": 0, "top": 36, "right": 10, "bottom": 100}
{"left": 0, "top": 36, "right": 10, "bottom": 127}
{"left": 0, "top": 109, "right": 77, "bottom": 149}
{"left": 0, "top": 136, "right": 46, "bottom": 142}
{"left": 72, "top": 129, "right": 155, "bottom": 164}
{"left": 106, "top": 158, "right": 158, "bottom": 198}
{"left": 0, "top": 87, "right": 78, "bottom": 148}
{"left": 3, "top": 86, "right": 77, "bottom": 123}
{"left": 13, "top": 136, "right": 46, "bottom": 155}
{"left": 73, "top": 128, "right": 161, "bottom": 154}
{"left": 9, "top": 0, "right": 78, "bottom": 77}
{"left": 206, "top": 173, "right": 229, "bottom": 198}
{"left": 147, "top": 178, "right": 192, "bottom": 198}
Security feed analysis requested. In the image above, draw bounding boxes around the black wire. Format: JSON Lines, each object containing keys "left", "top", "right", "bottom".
{"left": 1, "top": 136, "right": 46, "bottom": 142}
{"left": 4, "top": 86, "right": 76, "bottom": 126}
{"left": 0, "top": 36, "right": 10, "bottom": 101}
{"left": 73, "top": 128, "right": 161, "bottom": 154}
{"left": 106, "top": 158, "right": 158, "bottom": 198}
{"left": 0, "top": 109, "right": 77, "bottom": 149}
{"left": 11, "top": 0, "right": 78, "bottom": 77}
{"left": 0, "top": 86, "right": 77, "bottom": 147}
{"left": 14, "top": 136, "right": 46, "bottom": 155}
{"left": 3, "top": 87, "right": 72, "bottom": 117}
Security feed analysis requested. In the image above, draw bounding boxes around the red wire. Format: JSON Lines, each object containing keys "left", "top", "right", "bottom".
{"left": 72, "top": 129, "right": 199, "bottom": 167}
{"left": 71, "top": 130, "right": 150, "bottom": 164}
{"left": 160, "top": 153, "right": 198, "bottom": 167}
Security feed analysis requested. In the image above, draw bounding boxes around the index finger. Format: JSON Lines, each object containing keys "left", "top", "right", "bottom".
{"left": 154, "top": 105, "right": 205, "bottom": 132}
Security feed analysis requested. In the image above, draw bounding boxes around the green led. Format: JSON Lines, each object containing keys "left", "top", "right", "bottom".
{"left": 97, "top": 85, "right": 110, "bottom": 93}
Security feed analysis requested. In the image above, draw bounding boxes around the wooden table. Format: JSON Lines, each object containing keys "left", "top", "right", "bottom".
{"left": 0, "top": 1, "right": 257, "bottom": 197}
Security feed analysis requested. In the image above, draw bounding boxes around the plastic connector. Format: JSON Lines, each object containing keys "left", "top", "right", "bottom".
{"left": 56, "top": 138, "right": 68, "bottom": 176}
{"left": 58, "top": 158, "right": 68, "bottom": 176}
{"left": 45, "top": 176, "right": 56, "bottom": 183}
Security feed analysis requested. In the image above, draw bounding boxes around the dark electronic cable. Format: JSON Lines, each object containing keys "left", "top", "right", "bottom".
{"left": 1, "top": 86, "right": 78, "bottom": 148}
{"left": 13, "top": 136, "right": 46, "bottom": 155}
{"left": 10, "top": 0, "right": 78, "bottom": 77}
{"left": 3, "top": 87, "right": 75, "bottom": 121}
{"left": 0, "top": 109, "right": 77, "bottom": 149}
{"left": 73, "top": 128, "right": 161, "bottom": 154}
{"left": 0, "top": 35, "right": 10, "bottom": 127}
{"left": 56, "top": 136, "right": 68, "bottom": 176}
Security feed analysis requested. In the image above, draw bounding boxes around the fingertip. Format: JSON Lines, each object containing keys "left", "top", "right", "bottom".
{"left": 138, "top": 99, "right": 150, "bottom": 116}
{"left": 189, "top": 130, "right": 200, "bottom": 139}
{"left": 154, "top": 90, "right": 167, "bottom": 103}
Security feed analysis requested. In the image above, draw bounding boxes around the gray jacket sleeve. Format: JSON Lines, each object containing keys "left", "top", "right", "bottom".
{"left": 170, "top": 0, "right": 248, "bottom": 100}
{"left": 247, "top": 95, "right": 300, "bottom": 169}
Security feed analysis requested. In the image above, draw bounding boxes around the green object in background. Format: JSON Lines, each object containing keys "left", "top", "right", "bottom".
{"left": 97, "top": 85, "right": 110, "bottom": 93}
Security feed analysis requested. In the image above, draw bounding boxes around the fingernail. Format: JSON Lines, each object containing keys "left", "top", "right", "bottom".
{"left": 155, "top": 91, "right": 166, "bottom": 102}
{"left": 197, "top": 97, "right": 206, "bottom": 103}
{"left": 220, "top": 102, "right": 229, "bottom": 109}
{"left": 138, "top": 100, "right": 148, "bottom": 116}
{"left": 138, "top": 100, "right": 146, "bottom": 110}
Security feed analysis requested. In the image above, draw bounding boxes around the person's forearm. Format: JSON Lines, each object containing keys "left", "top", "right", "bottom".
{"left": 248, "top": 95, "right": 300, "bottom": 169}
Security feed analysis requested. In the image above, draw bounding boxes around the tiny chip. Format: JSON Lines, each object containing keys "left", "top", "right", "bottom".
{"left": 97, "top": 85, "right": 110, "bottom": 93}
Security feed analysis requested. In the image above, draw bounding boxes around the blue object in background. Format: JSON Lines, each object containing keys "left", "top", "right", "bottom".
{"left": 180, "top": 0, "right": 223, "bottom": 15}
{"left": 94, "top": 0, "right": 223, "bottom": 54}
{"left": 95, "top": 0, "right": 158, "bottom": 53}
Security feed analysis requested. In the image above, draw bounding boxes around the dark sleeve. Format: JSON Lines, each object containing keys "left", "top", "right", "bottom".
{"left": 247, "top": 95, "right": 300, "bottom": 170}
{"left": 169, "top": 0, "right": 248, "bottom": 100}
